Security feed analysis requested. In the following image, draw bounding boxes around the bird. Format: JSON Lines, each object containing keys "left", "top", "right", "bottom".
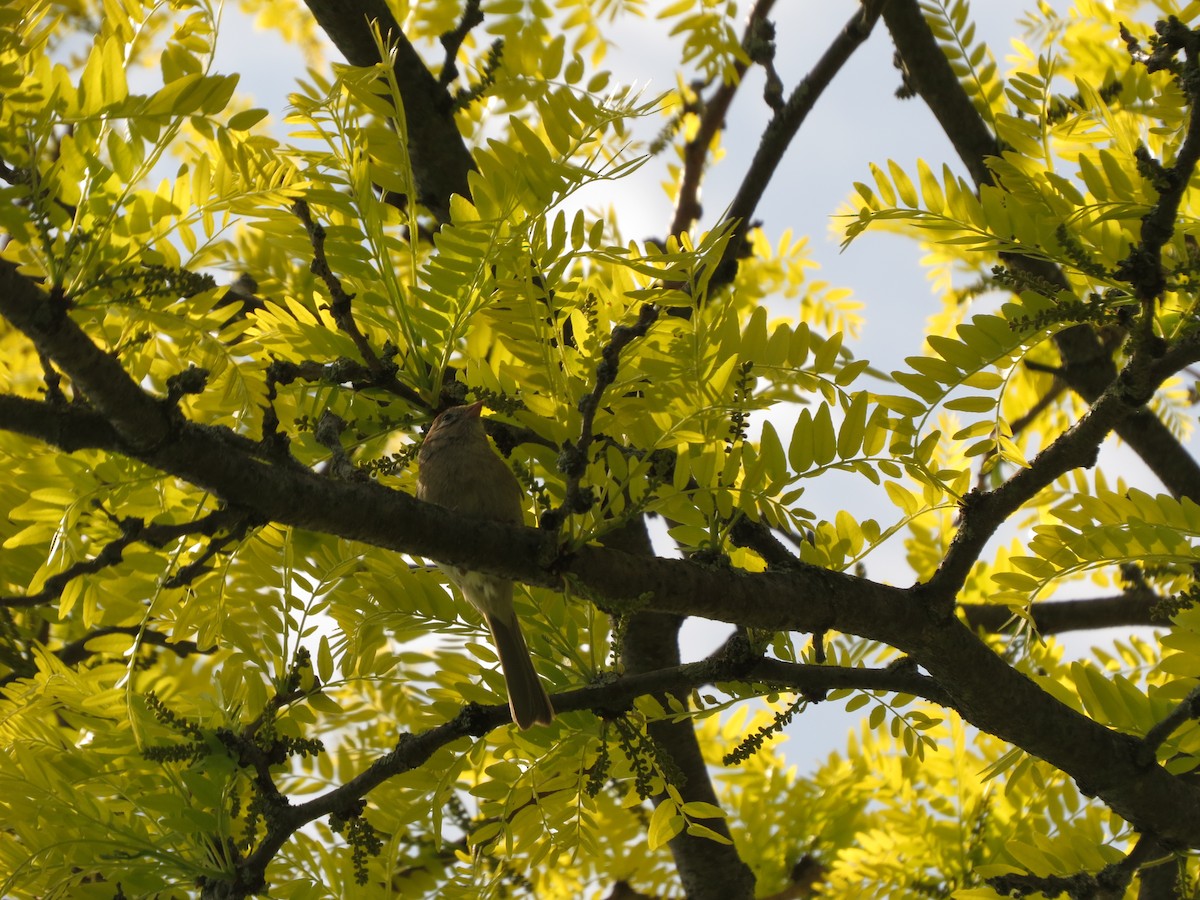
{"left": 416, "top": 401, "right": 555, "bottom": 729}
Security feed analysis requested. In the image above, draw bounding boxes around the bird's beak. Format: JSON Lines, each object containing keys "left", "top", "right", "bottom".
{"left": 465, "top": 400, "right": 485, "bottom": 418}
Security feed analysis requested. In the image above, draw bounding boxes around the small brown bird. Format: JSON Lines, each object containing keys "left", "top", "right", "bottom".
{"left": 416, "top": 401, "right": 555, "bottom": 729}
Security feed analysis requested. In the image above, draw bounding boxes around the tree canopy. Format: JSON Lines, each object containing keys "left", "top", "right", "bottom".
{"left": 4, "top": 0, "right": 1200, "bottom": 897}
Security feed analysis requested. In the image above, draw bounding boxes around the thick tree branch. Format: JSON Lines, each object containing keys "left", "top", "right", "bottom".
{"left": 0, "top": 265, "right": 171, "bottom": 451}
{"left": 301, "top": 0, "right": 475, "bottom": 222}
{"left": 881, "top": 1, "right": 994, "bottom": 188}
{"left": 883, "top": 0, "right": 1200, "bottom": 502}
{"left": 608, "top": 518, "right": 756, "bottom": 900}
{"left": 636, "top": 6, "right": 871, "bottom": 882}
{"left": 0, "top": 393, "right": 121, "bottom": 451}
{"left": 961, "top": 587, "right": 1162, "bottom": 635}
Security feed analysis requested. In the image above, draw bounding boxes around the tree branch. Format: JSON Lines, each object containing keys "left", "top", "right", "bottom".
{"left": 960, "top": 587, "right": 1163, "bottom": 635}
{"left": 0, "top": 393, "right": 120, "bottom": 451}
{"left": 927, "top": 339, "right": 1175, "bottom": 599}
{"left": 988, "top": 830, "right": 1166, "bottom": 900}
{"left": 1144, "top": 684, "right": 1200, "bottom": 757}
{"left": 670, "top": 0, "right": 778, "bottom": 237}
{"left": 883, "top": 0, "right": 1200, "bottom": 502}
{"left": 713, "top": 0, "right": 888, "bottom": 286}
{"left": 292, "top": 199, "right": 425, "bottom": 406}
{"left": 0, "top": 264, "right": 171, "bottom": 452}
{"left": 228, "top": 651, "right": 942, "bottom": 895}
{"left": 1117, "top": 18, "right": 1200, "bottom": 305}
{"left": 437, "top": 0, "right": 483, "bottom": 88}
{"left": 551, "top": 304, "right": 659, "bottom": 528}
{"left": 0, "top": 626, "right": 208, "bottom": 688}
{"left": 604, "top": 517, "right": 756, "bottom": 900}
{"left": 301, "top": 0, "right": 475, "bottom": 222}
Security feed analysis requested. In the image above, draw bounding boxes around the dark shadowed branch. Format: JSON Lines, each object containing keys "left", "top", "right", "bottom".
{"left": 883, "top": 0, "right": 1200, "bottom": 502}
{"left": 960, "top": 587, "right": 1163, "bottom": 635}
{"left": 301, "top": 0, "right": 475, "bottom": 221}
{"left": 227, "top": 649, "right": 946, "bottom": 897}
{"left": 670, "top": 0, "right": 778, "bottom": 237}
{"left": 711, "top": 0, "right": 888, "bottom": 288}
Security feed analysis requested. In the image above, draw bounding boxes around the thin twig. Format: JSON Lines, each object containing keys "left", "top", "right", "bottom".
{"left": 709, "top": 0, "right": 888, "bottom": 289}
{"left": 988, "top": 831, "right": 1164, "bottom": 900}
{"left": 437, "top": 0, "right": 483, "bottom": 87}
{"left": 292, "top": 200, "right": 424, "bottom": 407}
{"left": 550, "top": 304, "right": 660, "bottom": 526}
{"left": 0, "top": 508, "right": 254, "bottom": 609}
{"left": 1144, "top": 685, "right": 1200, "bottom": 756}
{"left": 925, "top": 342, "right": 1173, "bottom": 601}
{"left": 670, "top": 0, "right": 779, "bottom": 236}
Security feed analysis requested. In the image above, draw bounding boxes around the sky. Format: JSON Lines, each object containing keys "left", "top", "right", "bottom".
{"left": 207, "top": 2, "right": 1171, "bottom": 764}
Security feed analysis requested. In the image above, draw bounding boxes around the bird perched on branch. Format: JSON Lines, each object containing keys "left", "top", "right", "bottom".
{"left": 416, "top": 401, "right": 555, "bottom": 729}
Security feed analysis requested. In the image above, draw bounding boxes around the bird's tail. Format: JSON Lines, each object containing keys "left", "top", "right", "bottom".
{"left": 487, "top": 613, "right": 555, "bottom": 729}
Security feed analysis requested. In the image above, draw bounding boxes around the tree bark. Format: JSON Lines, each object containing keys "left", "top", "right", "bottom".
{"left": 882, "top": 0, "right": 1200, "bottom": 501}
{"left": 608, "top": 521, "right": 756, "bottom": 900}
{"left": 302, "top": 0, "right": 475, "bottom": 221}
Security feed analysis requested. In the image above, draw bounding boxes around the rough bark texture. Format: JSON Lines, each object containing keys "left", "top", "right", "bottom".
{"left": 302, "top": 0, "right": 475, "bottom": 221}
{"left": 882, "top": 0, "right": 1200, "bottom": 500}
{"left": 605, "top": 521, "right": 757, "bottom": 900}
